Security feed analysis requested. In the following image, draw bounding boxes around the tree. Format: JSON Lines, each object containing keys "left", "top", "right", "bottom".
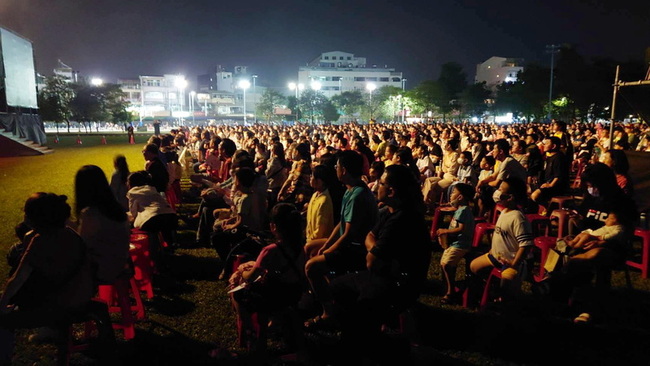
{"left": 70, "top": 83, "right": 107, "bottom": 132}
{"left": 298, "top": 89, "right": 328, "bottom": 124}
{"left": 286, "top": 96, "right": 301, "bottom": 121}
{"left": 256, "top": 89, "right": 286, "bottom": 123}
{"left": 410, "top": 80, "right": 445, "bottom": 118}
{"left": 38, "top": 75, "right": 74, "bottom": 132}
{"left": 322, "top": 100, "right": 340, "bottom": 122}
{"left": 331, "top": 90, "right": 364, "bottom": 117}
{"left": 103, "top": 84, "right": 131, "bottom": 127}
{"left": 437, "top": 62, "right": 468, "bottom": 121}
{"left": 458, "top": 82, "right": 490, "bottom": 119}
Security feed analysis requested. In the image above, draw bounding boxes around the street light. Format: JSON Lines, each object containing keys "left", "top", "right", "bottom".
{"left": 252, "top": 75, "right": 258, "bottom": 122}
{"left": 310, "top": 81, "right": 322, "bottom": 124}
{"left": 238, "top": 79, "right": 251, "bottom": 123}
{"left": 90, "top": 77, "right": 103, "bottom": 86}
{"left": 175, "top": 77, "right": 188, "bottom": 123}
{"left": 546, "top": 44, "right": 561, "bottom": 121}
{"left": 401, "top": 78, "right": 407, "bottom": 123}
{"left": 366, "top": 83, "right": 377, "bottom": 120}
{"left": 190, "top": 90, "right": 196, "bottom": 125}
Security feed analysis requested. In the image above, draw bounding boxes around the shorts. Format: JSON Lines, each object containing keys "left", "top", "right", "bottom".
{"left": 440, "top": 247, "right": 469, "bottom": 267}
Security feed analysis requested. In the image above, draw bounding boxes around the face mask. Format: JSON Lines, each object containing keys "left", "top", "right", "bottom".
{"left": 493, "top": 189, "right": 512, "bottom": 204}
{"left": 457, "top": 158, "right": 466, "bottom": 165}
{"left": 587, "top": 187, "right": 599, "bottom": 197}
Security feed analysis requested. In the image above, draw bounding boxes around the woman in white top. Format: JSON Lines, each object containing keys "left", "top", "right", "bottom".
{"left": 75, "top": 165, "right": 131, "bottom": 285}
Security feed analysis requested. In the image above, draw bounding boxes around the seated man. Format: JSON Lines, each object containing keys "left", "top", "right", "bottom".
{"left": 305, "top": 150, "right": 378, "bottom": 326}
{"left": 325, "top": 165, "right": 430, "bottom": 363}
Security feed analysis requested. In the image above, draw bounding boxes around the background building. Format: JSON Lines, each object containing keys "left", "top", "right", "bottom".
{"left": 475, "top": 56, "right": 524, "bottom": 91}
{"left": 297, "top": 51, "right": 404, "bottom": 98}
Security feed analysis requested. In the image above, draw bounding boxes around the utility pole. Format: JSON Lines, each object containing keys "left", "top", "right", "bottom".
{"left": 546, "top": 44, "right": 561, "bottom": 121}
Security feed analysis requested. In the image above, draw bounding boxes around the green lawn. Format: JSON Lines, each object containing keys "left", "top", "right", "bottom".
{"left": 2, "top": 135, "right": 650, "bottom": 365}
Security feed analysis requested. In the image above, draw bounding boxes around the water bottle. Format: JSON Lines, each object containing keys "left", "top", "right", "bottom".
{"left": 640, "top": 213, "right": 648, "bottom": 230}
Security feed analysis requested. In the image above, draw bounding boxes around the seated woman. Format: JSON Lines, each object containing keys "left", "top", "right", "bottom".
{"left": 228, "top": 203, "right": 306, "bottom": 354}
{"left": 547, "top": 163, "right": 636, "bottom": 322}
{"left": 75, "top": 165, "right": 131, "bottom": 285}
{"left": 127, "top": 171, "right": 178, "bottom": 262}
{"left": 0, "top": 193, "right": 95, "bottom": 362}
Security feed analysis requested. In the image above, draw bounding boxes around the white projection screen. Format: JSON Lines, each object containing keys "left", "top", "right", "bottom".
{"left": 0, "top": 28, "right": 38, "bottom": 109}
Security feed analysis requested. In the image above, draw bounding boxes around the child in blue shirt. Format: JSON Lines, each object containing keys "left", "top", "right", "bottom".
{"left": 437, "top": 183, "right": 475, "bottom": 304}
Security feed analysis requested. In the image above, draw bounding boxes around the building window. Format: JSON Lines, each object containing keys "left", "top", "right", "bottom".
{"left": 380, "top": 77, "right": 389, "bottom": 82}
{"left": 339, "top": 56, "right": 344, "bottom": 60}
{"left": 347, "top": 57, "right": 351, "bottom": 60}
{"left": 324, "top": 56, "right": 329, "bottom": 60}
{"left": 354, "top": 77, "right": 365, "bottom": 81}
{"left": 366, "top": 77, "right": 377, "bottom": 81}
{"left": 392, "top": 77, "right": 401, "bottom": 82}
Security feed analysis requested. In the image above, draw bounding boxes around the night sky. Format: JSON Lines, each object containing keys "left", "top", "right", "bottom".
{"left": 1, "top": 0, "right": 648, "bottom": 89}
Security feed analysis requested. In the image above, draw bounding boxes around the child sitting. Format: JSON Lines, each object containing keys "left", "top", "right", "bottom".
{"left": 437, "top": 183, "right": 475, "bottom": 304}
{"left": 566, "top": 210, "right": 624, "bottom": 256}
{"left": 228, "top": 203, "right": 306, "bottom": 354}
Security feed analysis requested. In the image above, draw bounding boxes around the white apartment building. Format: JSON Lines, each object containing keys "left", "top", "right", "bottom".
{"left": 118, "top": 74, "right": 188, "bottom": 119}
{"left": 475, "top": 57, "right": 524, "bottom": 91}
{"left": 297, "top": 51, "right": 404, "bottom": 99}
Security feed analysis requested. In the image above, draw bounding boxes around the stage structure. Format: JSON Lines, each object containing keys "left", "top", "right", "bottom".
{"left": 0, "top": 25, "right": 47, "bottom": 154}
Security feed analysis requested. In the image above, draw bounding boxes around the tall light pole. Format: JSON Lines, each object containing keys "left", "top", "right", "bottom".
{"left": 366, "top": 82, "right": 377, "bottom": 121}
{"left": 546, "top": 44, "right": 561, "bottom": 121}
{"left": 252, "top": 75, "right": 258, "bottom": 122}
{"left": 238, "top": 79, "right": 251, "bottom": 124}
{"left": 175, "top": 77, "right": 187, "bottom": 125}
{"left": 190, "top": 90, "right": 196, "bottom": 125}
{"left": 401, "top": 78, "right": 407, "bottom": 123}
{"left": 310, "top": 81, "right": 321, "bottom": 124}
{"left": 338, "top": 77, "right": 343, "bottom": 94}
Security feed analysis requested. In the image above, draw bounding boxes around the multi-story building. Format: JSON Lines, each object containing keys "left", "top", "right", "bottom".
{"left": 297, "top": 51, "right": 404, "bottom": 99}
{"left": 118, "top": 74, "right": 187, "bottom": 119}
{"left": 474, "top": 57, "right": 524, "bottom": 91}
{"left": 196, "top": 65, "right": 263, "bottom": 119}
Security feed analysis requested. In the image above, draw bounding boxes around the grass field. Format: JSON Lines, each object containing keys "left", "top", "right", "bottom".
{"left": 2, "top": 134, "right": 650, "bottom": 365}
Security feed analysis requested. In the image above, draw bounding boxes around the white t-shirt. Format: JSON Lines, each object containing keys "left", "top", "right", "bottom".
{"left": 490, "top": 209, "right": 534, "bottom": 264}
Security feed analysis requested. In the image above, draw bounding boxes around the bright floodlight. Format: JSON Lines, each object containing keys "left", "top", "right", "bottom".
{"left": 238, "top": 79, "right": 251, "bottom": 90}
{"left": 190, "top": 90, "right": 196, "bottom": 97}
{"left": 311, "top": 81, "right": 322, "bottom": 91}
{"left": 175, "top": 77, "right": 187, "bottom": 89}
{"left": 288, "top": 82, "right": 297, "bottom": 90}
{"left": 298, "top": 83, "right": 305, "bottom": 90}
{"left": 90, "top": 78, "right": 103, "bottom": 86}
{"left": 366, "top": 83, "right": 377, "bottom": 92}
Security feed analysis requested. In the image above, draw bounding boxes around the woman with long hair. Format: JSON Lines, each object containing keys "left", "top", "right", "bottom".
{"left": 602, "top": 149, "right": 633, "bottom": 197}
{"left": 76, "top": 165, "right": 131, "bottom": 285}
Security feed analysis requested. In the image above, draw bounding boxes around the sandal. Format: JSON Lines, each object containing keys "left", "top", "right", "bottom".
{"left": 303, "top": 315, "right": 337, "bottom": 331}
{"left": 573, "top": 312, "right": 591, "bottom": 324}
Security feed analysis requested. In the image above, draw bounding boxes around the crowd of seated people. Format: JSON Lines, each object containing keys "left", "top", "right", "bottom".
{"left": 3, "top": 119, "right": 647, "bottom": 363}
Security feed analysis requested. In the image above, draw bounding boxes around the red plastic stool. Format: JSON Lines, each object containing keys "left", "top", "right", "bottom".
{"left": 533, "top": 236, "right": 557, "bottom": 282}
{"left": 526, "top": 214, "right": 550, "bottom": 237}
{"left": 549, "top": 209, "right": 570, "bottom": 238}
{"left": 98, "top": 276, "right": 146, "bottom": 340}
{"left": 472, "top": 223, "right": 495, "bottom": 248}
{"left": 56, "top": 298, "right": 116, "bottom": 366}
{"left": 627, "top": 228, "right": 650, "bottom": 278}
{"left": 548, "top": 196, "right": 574, "bottom": 213}
{"left": 480, "top": 268, "right": 503, "bottom": 307}
{"left": 429, "top": 206, "right": 457, "bottom": 241}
